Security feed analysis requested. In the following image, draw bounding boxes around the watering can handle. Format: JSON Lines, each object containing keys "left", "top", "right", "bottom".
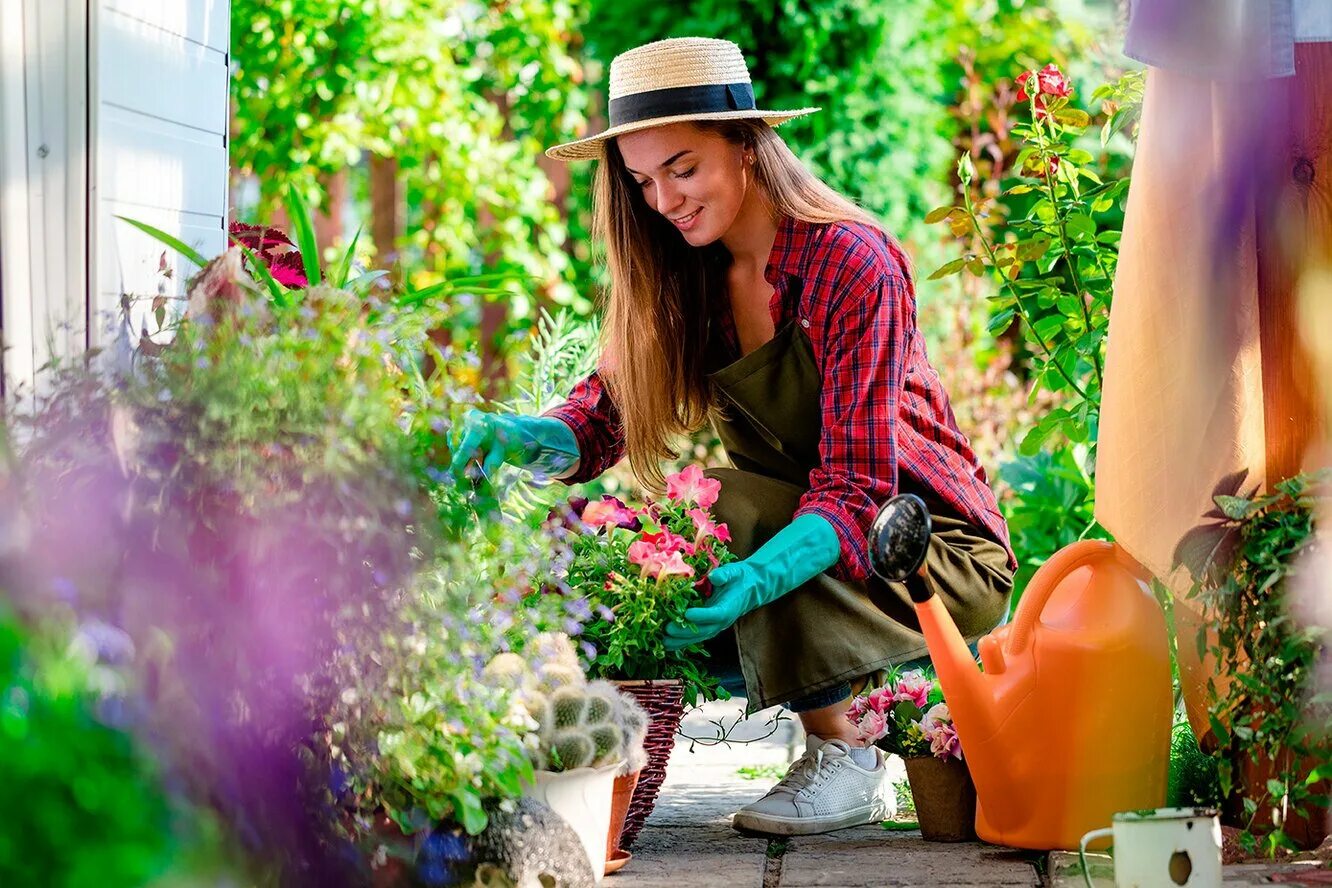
{"left": 1007, "top": 541, "right": 1144, "bottom": 656}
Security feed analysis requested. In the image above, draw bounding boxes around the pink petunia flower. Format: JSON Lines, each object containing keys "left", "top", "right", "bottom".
{"left": 892, "top": 670, "right": 933, "bottom": 710}
{"left": 635, "top": 549, "right": 694, "bottom": 583}
{"left": 665, "top": 465, "right": 721, "bottom": 510}
{"left": 580, "top": 495, "right": 641, "bottom": 532}
{"left": 866, "top": 686, "right": 895, "bottom": 715}
{"left": 686, "top": 508, "right": 731, "bottom": 546}
{"left": 856, "top": 709, "right": 888, "bottom": 744}
{"left": 920, "top": 703, "right": 962, "bottom": 760}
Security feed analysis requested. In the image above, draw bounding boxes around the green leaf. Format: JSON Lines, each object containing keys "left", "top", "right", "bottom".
{"left": 928, "top": 258, "right": 967, "bottom": 280}
{"left": 116, "top": 216, "right": 209, "bottom": 269}
{"left": 1053, "top": 108, "right": 1091, "bottom": 127}
{"left": 987, "top": 308, "right": 1016, "bottom": 334}
{"left": 1214, "top": 495, "right": 1255, "bottom": 521}
{"left": 1065, "top": 213, "right": 1096, "bottom": 241}
{"left": 283, "top": 189, "right": 323, "bottom": 287}
{"left": 1017, "top": 238, "right": 1052, "bottom": 261}
{"left": 924, "top": 206, "right": 959, "bottom": 224}
{"left": 1033, "top": 314, "right": 1066, "bottom": 342}
{"left": 334, "top": 226, "right": 363, "bottom": 288}
{"left": 1266, "top": 779, "right": 1287, "bottom": 799}
{"left": 348, "top": 270, "right": 390, "bottom": 296}
{"left": 1005, "top": 184, "right": 1036, "bottom": 196}
{"left": 1067, "top": 149, "right": 1094, "bottom": 165}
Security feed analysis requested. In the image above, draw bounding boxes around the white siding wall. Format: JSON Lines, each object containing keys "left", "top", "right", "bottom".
{"left": 0, "top": 0, "right": 229, "bottom": 396}
{"left": 94, "top": 0, "right": 230, "bottom": 356}
{"left": 0, "top": 0, "right": 90, "bottom": 396}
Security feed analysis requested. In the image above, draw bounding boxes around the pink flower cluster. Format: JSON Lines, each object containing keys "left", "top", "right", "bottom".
{"left": 627, "top": 531, "right": 695, "bottom": 583}
{"left": 564, "top": 466, "right": 731, "bottom": 588}
{"left": 843, "top": 670, "right": 963, "bottom": 761}
{"left": 846, "top": 668, "right": 932, "bottom": 744}
{"left": 921, "top": 703, "right": 961, "bottom": 761}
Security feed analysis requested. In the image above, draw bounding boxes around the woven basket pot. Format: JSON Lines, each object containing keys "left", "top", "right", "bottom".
{"left": 611, "top": 679, "right": 684, "bottom": 850}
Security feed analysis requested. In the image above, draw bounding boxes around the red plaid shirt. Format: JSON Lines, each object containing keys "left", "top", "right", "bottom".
{"left": 544, "top": 215, "right": 1015, "bottom": 581}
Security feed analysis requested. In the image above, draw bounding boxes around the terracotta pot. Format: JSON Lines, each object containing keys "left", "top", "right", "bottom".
{"left": 606, "top": 770, "right": 640, "bottom": 866}
{"left": 904, "top": 755, "right": 978, "bottom": 842}
{"left": 612, "top": 679, "right": 684, "bottom": 850}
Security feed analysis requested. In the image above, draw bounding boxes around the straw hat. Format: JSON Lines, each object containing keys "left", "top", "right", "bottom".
{"left": 545, "top": 37, "right": 820, "bottom": 162}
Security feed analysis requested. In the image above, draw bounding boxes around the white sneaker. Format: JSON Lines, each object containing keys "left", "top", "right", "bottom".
{"left": 731, "top": 735, "right": 895, "bottom": 836}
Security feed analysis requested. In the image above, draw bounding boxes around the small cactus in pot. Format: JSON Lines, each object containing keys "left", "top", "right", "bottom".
{"left": 484, "top": 632, "right": 647, "bottom": 775}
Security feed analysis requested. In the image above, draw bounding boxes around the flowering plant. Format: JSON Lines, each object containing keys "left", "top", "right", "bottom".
{"left": 845, "top": 668, "right": 962, "bottom": 761}
{"left": 544, "top": 465, "right": 737, "bottom": 706}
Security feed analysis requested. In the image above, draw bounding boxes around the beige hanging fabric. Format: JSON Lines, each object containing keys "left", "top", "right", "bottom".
{"left": 1096, "top": 46, "right": 1331, "bottom": 735}
{"left": 1095, "top": 63, "right": 1269, "bottom": 596}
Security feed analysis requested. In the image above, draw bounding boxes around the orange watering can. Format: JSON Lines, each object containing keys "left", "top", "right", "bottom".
{"left": 868, "top": 495, "right": 1172, "bottom": 851}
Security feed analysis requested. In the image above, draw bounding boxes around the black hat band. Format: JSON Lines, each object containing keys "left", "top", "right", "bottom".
{"left": 608, "top": 82, "right": 756, "bottom": 128}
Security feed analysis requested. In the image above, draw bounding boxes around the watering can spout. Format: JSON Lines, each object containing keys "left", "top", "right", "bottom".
{"left": 867, "top": 495, "right": 1001, "bottom": 741}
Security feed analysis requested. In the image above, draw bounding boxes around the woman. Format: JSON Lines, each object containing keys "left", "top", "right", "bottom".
{"left": 449, "top": 36, "right": 1015, "bottom": 836}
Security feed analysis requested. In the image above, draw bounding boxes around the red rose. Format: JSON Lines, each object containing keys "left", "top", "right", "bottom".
{"left": 1016, "top": 69, "right": 1032, "bottom": 103}
{"left": 1036, "top": 63, "right": 1072, "bottom": 98}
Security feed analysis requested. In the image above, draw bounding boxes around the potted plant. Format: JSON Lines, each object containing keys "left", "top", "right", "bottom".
{"left": 540, "top": 464, "right": 736, "bottom": 849}
{"left": 1172, "top": 469, "right": 1331, "bottom": 857}
{"left": 847, "top": 668, "right": 977, "bottom": 842}
{"left": 485, "top": 633, "right": 647, "bottom": 882}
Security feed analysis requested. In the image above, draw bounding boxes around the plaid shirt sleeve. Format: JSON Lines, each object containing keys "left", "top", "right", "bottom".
{"left": 540, "top": 369, "right": 626, "bottom": 484}
{"left": 793, "top": 270, "right": 911, "bottom": 583}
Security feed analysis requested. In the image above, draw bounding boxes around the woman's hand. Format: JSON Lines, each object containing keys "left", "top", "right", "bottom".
{"left": 662, "top": 514, "right": 842, "bottom": 650}
{"left": 446, "top": 410, "right": 580, "bottom": 486}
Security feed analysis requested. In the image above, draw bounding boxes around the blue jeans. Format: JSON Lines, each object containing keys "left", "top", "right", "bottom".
{"left": 713, "top": 628, "right": 999, "bottom": 713}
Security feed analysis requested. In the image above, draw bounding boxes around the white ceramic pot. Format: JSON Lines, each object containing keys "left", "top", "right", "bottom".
{"left": 523, "top": 760, "right": 622, "bottom": 882}
{"left": 1079, "top": 807, "right": 1222, "bottom": 888}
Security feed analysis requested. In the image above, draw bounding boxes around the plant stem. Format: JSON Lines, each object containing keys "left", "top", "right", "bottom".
{"left": 961, "top": 183, "right": 1090, "bottom": 401}
{"left": 1031, "top": 106, "right": 1106, "bottom": 392}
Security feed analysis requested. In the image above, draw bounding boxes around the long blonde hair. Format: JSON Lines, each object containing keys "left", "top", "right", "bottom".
{"left": 592, "top": 118, "right": 883, "bottom": 491}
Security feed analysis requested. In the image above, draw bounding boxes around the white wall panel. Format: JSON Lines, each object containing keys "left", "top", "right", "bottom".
{"left": 101, "top": 8, "right": 228, "bottom": 135}
{"left": 103, "top": 0, "right": 228, "bottom": 52}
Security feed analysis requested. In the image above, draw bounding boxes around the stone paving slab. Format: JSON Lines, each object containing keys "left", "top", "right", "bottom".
{"left": 777, "top": 827, "right": 1039, "bottom": 887}
{"left": 1047, "top": 849, "right": 1332, "bottom": 886}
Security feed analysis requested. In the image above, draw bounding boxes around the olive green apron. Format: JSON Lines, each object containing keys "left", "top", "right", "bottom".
{"left": 704, "top": 303, "right": 1013, "bottom": 712}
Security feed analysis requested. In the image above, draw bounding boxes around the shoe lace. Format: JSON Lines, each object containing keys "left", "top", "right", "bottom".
{"left": 773, "top": 743, "right": 847, "bottom": 793}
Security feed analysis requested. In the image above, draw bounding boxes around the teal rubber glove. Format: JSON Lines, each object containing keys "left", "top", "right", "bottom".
{"left": 663, "top": 513, "right": 841, "bottom": 650}
{"left": 446, "top": 409, "right": 580, "bottom": 485}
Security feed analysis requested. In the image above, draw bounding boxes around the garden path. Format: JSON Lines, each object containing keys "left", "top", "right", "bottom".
{"left": 612, "top": 699, "right": 1329, "bottom": 887}
{"left": 612, "top": 698, "right": 1040, "bottom": 887}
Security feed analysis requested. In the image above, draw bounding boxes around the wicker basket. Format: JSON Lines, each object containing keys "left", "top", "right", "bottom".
{"left": 612, "top": 679, "right": 684, "bottom": 850}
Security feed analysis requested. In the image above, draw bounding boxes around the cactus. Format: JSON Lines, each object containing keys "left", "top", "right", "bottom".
{"left": 484, "top": 633, "right": 648, "bottom": 774}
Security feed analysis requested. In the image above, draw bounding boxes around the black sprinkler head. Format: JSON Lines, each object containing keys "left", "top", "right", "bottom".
{"left": 868, "top": 493, "right": 932, "bottom": 583}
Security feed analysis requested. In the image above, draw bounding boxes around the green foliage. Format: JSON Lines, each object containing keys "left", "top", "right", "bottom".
{"left": 928, "top": 64, "right": 1141, "bottom": 601}
{"left": 928, "top": 70, "right": 1131, "bottom": 453}
{"left": 1178, "top": 470, "right": 1330, "bottom": 856}
{"left": 997, "top": 445, "right": 1109, "bottom": 604}
{"left": 0, "top": 610, "right": 176, "bottom": 887}
{"left": 1167, "top": 720, "right": 1222, "bottom": 809}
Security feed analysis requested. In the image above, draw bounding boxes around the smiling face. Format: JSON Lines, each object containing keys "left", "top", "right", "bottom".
{"left": 615, "top": 122, "right": 754, "bottom": 246}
